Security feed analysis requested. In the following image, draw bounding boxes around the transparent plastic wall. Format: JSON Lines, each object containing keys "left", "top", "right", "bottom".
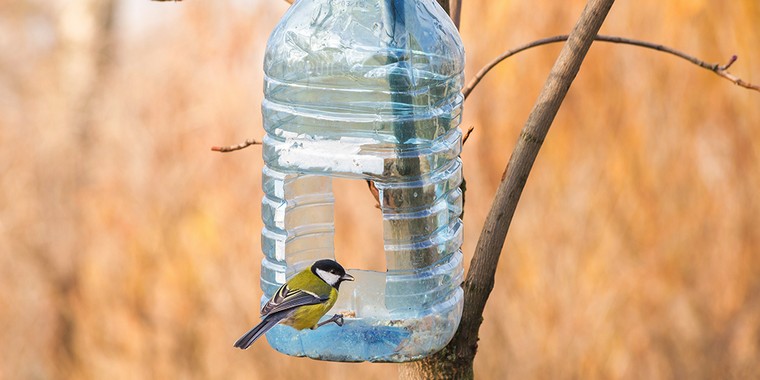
{"left": 259, "top": 0, "right": 465, "bottom": 362}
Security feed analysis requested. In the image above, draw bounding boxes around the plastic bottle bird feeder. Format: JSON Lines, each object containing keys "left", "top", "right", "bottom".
{"left": 259, "top": 0, "right": 464, "bottom": 362}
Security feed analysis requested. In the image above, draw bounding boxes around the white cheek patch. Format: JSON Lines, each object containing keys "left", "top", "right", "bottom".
{"left": 315, "top": 268, "right": 341, "bottom": 286}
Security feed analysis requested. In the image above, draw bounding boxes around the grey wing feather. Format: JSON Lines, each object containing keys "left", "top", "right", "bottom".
{"left": 234, "top": 285, "right": 328, "bottom": 350}
{"left": 260, "top": 284, "right": 326, "bottom": 316}
{"left": 233, "top": 310, "right": 291, "bottom": 349}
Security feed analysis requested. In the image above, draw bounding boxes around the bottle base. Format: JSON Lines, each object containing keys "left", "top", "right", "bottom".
{"left": 264, "top": 288, "right": 463, "bottom": 362}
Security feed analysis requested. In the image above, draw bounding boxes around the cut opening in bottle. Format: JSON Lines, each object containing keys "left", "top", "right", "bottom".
{"left": 332, "top": 177, "right": 387, "bottom": 273}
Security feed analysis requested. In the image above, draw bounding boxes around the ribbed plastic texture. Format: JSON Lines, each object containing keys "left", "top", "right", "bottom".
{"left": 259, "top": 0, "right": 465, "bottom": 362}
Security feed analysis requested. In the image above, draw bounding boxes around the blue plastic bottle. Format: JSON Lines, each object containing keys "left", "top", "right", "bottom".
{"left": 259, "top": 0, "right": 464, "bottom": 362}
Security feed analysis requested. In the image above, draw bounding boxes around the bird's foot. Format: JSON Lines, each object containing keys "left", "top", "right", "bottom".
{"left": 314, "top": 314, "right": 344, "bottom": 329}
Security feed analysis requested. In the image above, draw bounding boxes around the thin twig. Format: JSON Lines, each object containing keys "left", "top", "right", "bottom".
{"left": 211, "top": 139, "right": 262, "bottom": 153}
{"left": 463, "top": 34, "right": 759, "bottom": 99}
{"left": 366, "top": 180, "right": 381, "bottom": 209}
{"left": 462, "top": 126, "right": 475, "bottom": 145}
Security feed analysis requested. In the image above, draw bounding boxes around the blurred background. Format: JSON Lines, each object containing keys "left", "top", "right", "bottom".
{"left": 1, "top": 0, "right": 758, "bottom": 378}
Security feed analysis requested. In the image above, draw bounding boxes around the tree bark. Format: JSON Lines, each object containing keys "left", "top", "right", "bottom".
{"left": 449, "top": 0, "right": 462, "bottom": 29}
{"left": 399, "top": 0, "right": 616, "bottom": 378}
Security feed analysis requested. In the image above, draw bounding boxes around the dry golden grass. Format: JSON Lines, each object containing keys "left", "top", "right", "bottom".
{"left": 1, "top": 0, "right": 758, "bottom": 379}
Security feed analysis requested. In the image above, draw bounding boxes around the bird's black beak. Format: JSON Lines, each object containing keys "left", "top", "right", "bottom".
{"left": 341, "top": 273, "right": 355, "bottom": 282}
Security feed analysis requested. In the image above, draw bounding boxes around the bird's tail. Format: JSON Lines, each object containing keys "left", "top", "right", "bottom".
{"left": 233, "top": 312, "right": 287, "bottom": 350}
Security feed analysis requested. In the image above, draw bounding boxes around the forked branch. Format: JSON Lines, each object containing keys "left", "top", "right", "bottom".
{"left": 463, "top": 34, "right": 759, "bottom": 99}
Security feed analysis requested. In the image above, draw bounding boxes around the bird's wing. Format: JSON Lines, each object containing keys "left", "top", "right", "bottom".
{"left": 260, "top": 283, "right": 327, "bottom": 316}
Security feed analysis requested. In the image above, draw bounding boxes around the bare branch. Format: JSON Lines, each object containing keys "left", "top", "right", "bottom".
{"left": 714, "top": 55, "right": 759, "bottom": 91}
{"left": 400, "top": 1, "right": 617, "bottom": 378}
{"left": 450, "top": 0, "right": 462, "bottom": 29}
{"left": 461, "top": 126, "right": 474, "bottom": 145}
{"left": 365, "top": 180, "right": 381, "bottom": 209}
{"left": 463, "top": 0, "right": 616, "bottom": 362}
{"left": 211, "top": 139, "right": 262, "bottom": 153}
{"left": 435, "top": 0, "right": 450, "bottom": 16}
{"left": 463, "top": 35, "right": 759, "bottom": 99}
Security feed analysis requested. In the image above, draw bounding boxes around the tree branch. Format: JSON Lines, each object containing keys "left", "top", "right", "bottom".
{"left": 210, "top": 139, "right": 262, "bottom": 153}
{"left": 400, "top": 0, "right": 616, "bottom": 378}
{"left": 435, "top": 0, "right": 450, "bottom": 16}
{"left": 463, "top": 34, "right": 759, "bottom": 99}
{"left": 464, "top": 0, "right": 616, "bottom": 361}
{"left": 449, "top": 0, "right": 462, "bottom": 29}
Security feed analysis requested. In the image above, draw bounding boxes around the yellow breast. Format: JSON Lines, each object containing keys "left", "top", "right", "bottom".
{"left": 280, "top": 288, "right": 338, "bottom": 330}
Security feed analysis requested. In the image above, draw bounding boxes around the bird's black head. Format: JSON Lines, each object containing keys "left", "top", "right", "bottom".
{"left": 311, "top": 259, "right": 354, "bottom": 289}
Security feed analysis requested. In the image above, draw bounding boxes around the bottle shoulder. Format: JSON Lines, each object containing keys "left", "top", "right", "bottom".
{"left": 264, "top": 0, "right": 464, "bottom": 81}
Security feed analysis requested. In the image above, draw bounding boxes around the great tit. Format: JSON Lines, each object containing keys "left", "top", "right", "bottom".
{"left": 233, "top": 259, "right": 355, "bottom": 349}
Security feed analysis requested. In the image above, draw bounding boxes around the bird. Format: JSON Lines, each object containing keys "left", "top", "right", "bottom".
{"left": 233, "top": 259, "right": 354, "bottom": 349}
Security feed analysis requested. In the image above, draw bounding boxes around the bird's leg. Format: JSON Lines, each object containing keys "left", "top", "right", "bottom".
{"left": 313, "top": 314, "right": 344, "bottom": 329}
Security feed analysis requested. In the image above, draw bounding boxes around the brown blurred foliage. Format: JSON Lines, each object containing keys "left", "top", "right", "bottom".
{"left": 1, "top": 0, "right": 758, "bottom": 379}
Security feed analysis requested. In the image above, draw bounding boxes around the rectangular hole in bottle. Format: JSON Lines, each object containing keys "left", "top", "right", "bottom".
{"left": 332, "top": 177, "right": 387, "bottom": 273}
{"left": 331, "top": 177, "right": 387, "bottom": 318}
